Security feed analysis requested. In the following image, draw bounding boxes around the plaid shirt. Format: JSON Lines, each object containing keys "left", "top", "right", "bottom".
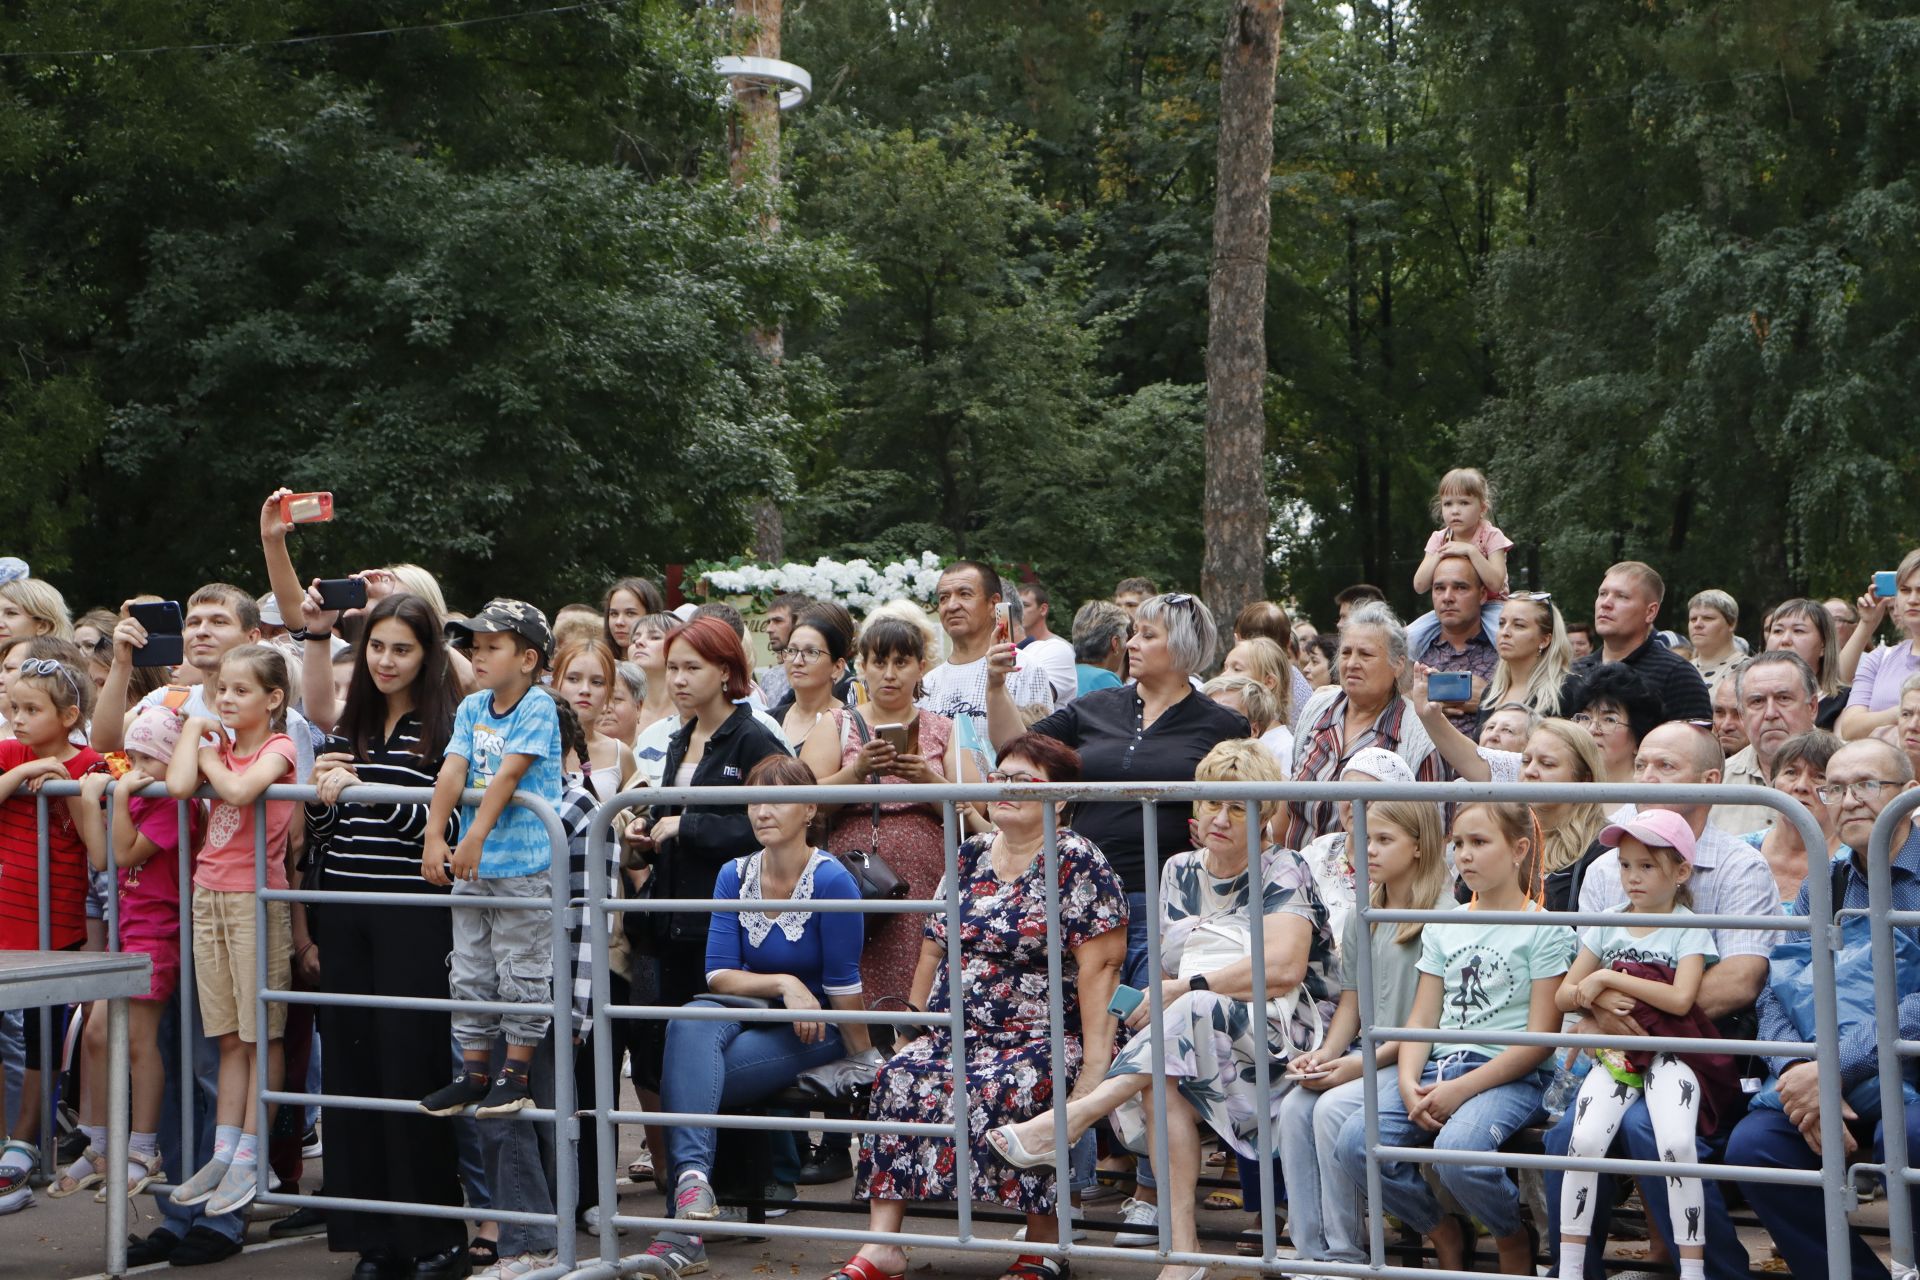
{"left": 1282, "top": 686, "right": 1444, "bottom": 848}
{"left": 559, "top": 774, "right": 618, "bottom": 1039}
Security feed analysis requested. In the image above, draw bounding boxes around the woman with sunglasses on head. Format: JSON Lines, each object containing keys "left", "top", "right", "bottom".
{"left": 1483, "top": 592, "right": 1574, "bottom": 725}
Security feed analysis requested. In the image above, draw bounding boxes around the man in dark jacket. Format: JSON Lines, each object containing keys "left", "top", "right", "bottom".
{"left": 1565, "top": 562, "right": 1712, "bottom": 722}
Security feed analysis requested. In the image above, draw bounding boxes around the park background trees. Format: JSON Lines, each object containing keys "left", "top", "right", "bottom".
{"left": 2, "top": 0, "right": 1916, "bottom": 632}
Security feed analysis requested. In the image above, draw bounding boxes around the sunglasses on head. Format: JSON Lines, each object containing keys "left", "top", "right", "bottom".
{"left": 17, "top": 659, "right": 79, "bottom": 698}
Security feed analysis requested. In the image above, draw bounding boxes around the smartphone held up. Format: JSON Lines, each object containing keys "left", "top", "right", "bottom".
{"left": 280, "top": 491, "right": 335, "bottom": 524}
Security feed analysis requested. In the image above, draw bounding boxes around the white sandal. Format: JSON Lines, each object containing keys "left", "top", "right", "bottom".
{"left": 95, "top": 1149, "right": 164, "bottom": 1202}
{"left": 49, "top": 1147, "right": 105, "bottom": 1199}
{"left": 986, "top": 1124, "right": 1054, "bottom": 1169}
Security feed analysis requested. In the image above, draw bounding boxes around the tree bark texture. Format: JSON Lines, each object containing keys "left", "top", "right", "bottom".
{"left": 1201, "top": 0, "right": 1283, "bottom": 641}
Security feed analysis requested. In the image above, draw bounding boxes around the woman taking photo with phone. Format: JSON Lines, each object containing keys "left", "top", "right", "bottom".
{"left": 1839, "top": 552, "right": 1920, "bottom": 739}
{"left": 304, "top": 592, "right": 468, "bottom": 1280}
{"left": 800, "top": 614, "right": 959, "bottom": 1012}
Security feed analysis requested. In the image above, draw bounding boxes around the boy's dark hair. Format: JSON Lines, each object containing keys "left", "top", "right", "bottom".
{"left": 1334, "top": 583, "right": 1386, "bottom": 608}
{"left": 1114, "top": 576, "right": 1158, "bottom": 597}
{"left": 690, "top": 601, "right": 747, "bottom": 641}
{"left": 189, "top": 582, "right": 261, "bottom": 634}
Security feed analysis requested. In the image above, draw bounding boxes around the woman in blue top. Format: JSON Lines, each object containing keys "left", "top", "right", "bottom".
{"left": 662, "top": 755, "right": 871, "bottom": 1222}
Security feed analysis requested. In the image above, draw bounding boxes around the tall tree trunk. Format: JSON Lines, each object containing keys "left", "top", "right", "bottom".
{"left": 1202, "top": 0, "right": 1284, "bottom": 642}
{"left": 731, "top": 0, "right": 787, "bottom": 561}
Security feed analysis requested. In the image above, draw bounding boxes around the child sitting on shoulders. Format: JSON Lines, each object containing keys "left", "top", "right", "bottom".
{"left": 1407, "top": 467, "right": 1513, "bottom": 657}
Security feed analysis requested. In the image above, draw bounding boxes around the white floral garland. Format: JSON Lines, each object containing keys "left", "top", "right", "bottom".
{"left": 698, "top": 550, "right": 946, "bottom": 616}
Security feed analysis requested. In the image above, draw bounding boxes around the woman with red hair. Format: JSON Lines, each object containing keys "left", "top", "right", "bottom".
{"left": 624, "top": 616, "right": 791, "bottom": 1091}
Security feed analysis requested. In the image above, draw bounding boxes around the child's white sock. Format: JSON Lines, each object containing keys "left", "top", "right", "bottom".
{"left": 212, "top": 1125, "right": 241, "bottom": 1164}
{"left": 231, "top": 1132, "right": 258, "bottom": 1168}
{"left": 81, "top": 1124, "right": 107, "bottom": 1153}
{"left": 1678, "top": 1260, "right": 1705, "bottom": 1280}
{"left": 677, "top": 1169, "right": 709, "bottom": 1186}
{"left": 131, "top": 1131, "right": 158, "bottom": 1159}
{"left": 1558, "top": 1240, "right": 1587, "bottom": 1279}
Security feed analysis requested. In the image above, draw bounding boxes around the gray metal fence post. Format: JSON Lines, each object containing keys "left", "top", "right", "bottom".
{"left": 1244, "top": 799, "right": 1276, "bottom": 1261}
{"left": 1350, "top": 797, "right": 1386, "bottom": 1271}
{"left": 943, "top": 799, "right": 973, "bottom": 1246}
{"left": 1800, "top": 790, "right": 1857, "bottom": 1279}
{"left": 1139, "top": 801, "right": 1173, "bottom": 1256}
{"left": 176, "top": 794, "right": 194, "bottom": 1192}
{"left": 1868, "top": 788, "right": 1920, "bottom": 1274}
{"left": 254, "top": 795, "right": 271, "bottom": 1204}
{"left": 35, "top": 793, "right": 52, "bottom": 1174}
{"left": 532, "top": 794, "right": 579, "bottom": 1272}
{"left": 1039, "top": 799, "right": 1072, "bottom": 1264}
{"left": 587, "top": 799, "right": 622, "bottom": 1265}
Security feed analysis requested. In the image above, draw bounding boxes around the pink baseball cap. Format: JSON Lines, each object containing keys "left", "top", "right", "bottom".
{"left": 1598, "top": 808, "right": 1698, "bottom": 865}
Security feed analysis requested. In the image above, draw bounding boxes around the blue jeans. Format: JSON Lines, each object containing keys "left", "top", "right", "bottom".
{"left": 157, "top": 993, "right": 243, "bottom": 1243}
{"left": 477, "top": 1038, "right": 558, "bottom": 1256}
{"left": 1334, "top": 1053, "right": 1546, "bottom": 1238}
{"left": 1729, "top": 1104, "right": 1920, "bottom": 1280}
{"left": 1543, "top": 1093, "right": 1744, "bottom": 1280}
{"left": 661, "top": 1000, "right": 846, "bottom": 1184}
{"left": 1281, "top": 1066, "right": 1395, "bottom": 1262}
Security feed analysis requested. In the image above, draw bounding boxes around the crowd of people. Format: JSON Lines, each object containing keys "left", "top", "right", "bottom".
{"left": 0, "top": 467, "right": 1916, "bottom": 1280}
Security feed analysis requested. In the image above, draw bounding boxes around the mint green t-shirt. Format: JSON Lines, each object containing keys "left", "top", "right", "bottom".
{"left": 1416, "top": 908, "right": 1576, "bottom": 1061}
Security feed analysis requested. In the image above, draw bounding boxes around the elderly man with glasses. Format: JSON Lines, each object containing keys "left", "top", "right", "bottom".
{"left": 1728, "top": 738, "right": 1920, "bottom": 1279}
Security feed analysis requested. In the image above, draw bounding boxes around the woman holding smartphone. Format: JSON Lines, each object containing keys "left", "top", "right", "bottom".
{"left": 801, "top": 614, "right": 961, "bottom": 1011}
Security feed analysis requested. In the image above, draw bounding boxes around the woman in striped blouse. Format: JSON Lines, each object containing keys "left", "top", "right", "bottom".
{"left": 306, "top": 592, "right": 468, "bottom": 1280}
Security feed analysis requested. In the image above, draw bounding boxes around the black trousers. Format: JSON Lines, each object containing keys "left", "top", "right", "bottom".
{"left": 316, "top": 898, "right": 465, "bottom": 1258}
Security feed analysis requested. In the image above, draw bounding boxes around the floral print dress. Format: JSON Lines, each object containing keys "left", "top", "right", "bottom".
{"left": 857, "top": 830, "right": 1127, "bottom": 1214}
{"left": 1109, "top": 844, "right": 1339, "bottom": 1161}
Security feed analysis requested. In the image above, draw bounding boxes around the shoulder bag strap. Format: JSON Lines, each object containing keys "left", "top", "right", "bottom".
{"left": 846, "top": 709, "right": 882, "bottom": 859}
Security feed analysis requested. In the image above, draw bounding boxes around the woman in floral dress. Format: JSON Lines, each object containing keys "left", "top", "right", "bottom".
{"left": 987, "top": 740, "right": 1338, "bottom": 1280}
{"left": 822, "top": 734, "right": 1127, "bottom": 1280}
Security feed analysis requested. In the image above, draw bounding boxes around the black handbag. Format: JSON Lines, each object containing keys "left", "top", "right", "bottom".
{"left": 837, "top": 710, "right": 909, "bottom": 901}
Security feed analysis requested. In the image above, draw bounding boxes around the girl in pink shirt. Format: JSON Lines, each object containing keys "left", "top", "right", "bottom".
{"left": 60, "top": 706, "right": 202, "bottom": 1199}
{"left": 164, "top": 645, "right": 297, "bottom": 1215}
{"left": 1409, "top": 467, "right": 1516, "bottom": 656}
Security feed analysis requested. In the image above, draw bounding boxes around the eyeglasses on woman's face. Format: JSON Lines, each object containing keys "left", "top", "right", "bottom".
{"left": 1571, "top": 711, "right": 1626, "bottom": 734}
{"left": 783, "top": 646, "right": 831, "bottom": 666}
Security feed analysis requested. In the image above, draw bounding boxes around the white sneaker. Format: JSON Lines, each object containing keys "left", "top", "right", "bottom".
{"left": 1112, "top": 1196, "right": 1159, "bottom": 1247}
{"left": 476, "top": 1251, "right": 558, "bottom": 1279}
{"left": 1013, "top": 1205, "right": 1085, "bottom": 1242}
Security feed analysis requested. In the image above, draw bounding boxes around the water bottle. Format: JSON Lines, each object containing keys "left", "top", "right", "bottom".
{"left": 1542, "top": 1049, "right": 1592, "bottom": 1121}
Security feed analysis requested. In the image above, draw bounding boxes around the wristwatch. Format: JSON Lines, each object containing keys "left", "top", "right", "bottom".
{"left": 1188, "top": 974, "right": 1210, "bottom": 993}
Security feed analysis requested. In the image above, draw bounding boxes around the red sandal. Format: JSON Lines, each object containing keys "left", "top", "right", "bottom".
{"left": 999, "top": 1256, "right": 1069, "bottom": 1280}
{"left": 821, "top": 1257, "right": 905, "bottom": 1280}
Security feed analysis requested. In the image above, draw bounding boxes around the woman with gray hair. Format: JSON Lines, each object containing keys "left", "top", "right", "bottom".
{"left": 988, "top": 593, "right": 1249, "bottom": 989}
{"left": 1281, "top": 603, "right": 1442, "bottom": 849}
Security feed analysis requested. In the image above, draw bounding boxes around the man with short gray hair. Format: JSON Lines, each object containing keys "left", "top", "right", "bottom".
{"left": 1071, "top": 600, "right": 1129, "bottom": 697}
{"left": 1712, "top": 651, "right": 1820, "bottom": 835}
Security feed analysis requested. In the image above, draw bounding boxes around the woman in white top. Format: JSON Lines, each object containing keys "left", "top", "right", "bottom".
{"left": 552, "top": 637, "right": 637, "bottom": 800}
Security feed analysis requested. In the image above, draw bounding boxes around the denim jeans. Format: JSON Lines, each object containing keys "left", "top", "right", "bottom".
{"left": 1280, "top": 1066, "right": 1395, "bottom": 1262}
{"left": 478, "top": 1038, "right": 558, "bottom": 1256}
{"left": 1543, "top": 1091, "right": 1744, "bottom": 1280}
{"left": 1, "top": 1010, "right": 21, "bottom": 1132}
{"left": 661, "top": 1000, "right": 845, "bottom": 1184}
{"left": 1729, "top": 1103, "right": 1920, "bottom": 1280}
{"left": 1334, "top": 1053, "right": 1546, "bottom": 1238}
{"left": 157, "top": 993, "right": 243, "bottom": 1243}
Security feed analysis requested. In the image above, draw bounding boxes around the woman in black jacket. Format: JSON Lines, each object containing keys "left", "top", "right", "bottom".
{"left": 623, "top": 616, "right": 791, "bottom": 1089}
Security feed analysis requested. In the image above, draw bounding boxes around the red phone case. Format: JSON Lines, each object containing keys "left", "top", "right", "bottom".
{"left": 281, "top": 492, "right": 334, "bottom": 524}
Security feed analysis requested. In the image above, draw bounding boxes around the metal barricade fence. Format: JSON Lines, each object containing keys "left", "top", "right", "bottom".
{"left": 1868, "top": 786, "right": 1920, "bottom": 1280}
{"left": 1, "top": 776, "right": 1895, "bottom": 1280}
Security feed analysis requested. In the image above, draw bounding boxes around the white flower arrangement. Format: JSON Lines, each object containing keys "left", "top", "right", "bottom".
{"left": 696, "top": 551, "right": 947, "bottom": 615}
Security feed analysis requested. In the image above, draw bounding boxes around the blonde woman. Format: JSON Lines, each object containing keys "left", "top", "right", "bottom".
{"left": 0, "top": 577, "right": 72, "bottom": 643}
{"left": 1484, "top": 592, "right": 1572, "bottom": 719}
{"left": 1202, "top": 674, "right": 1287, "bottom": 770}
{"left": 1280, "top": 797, "right": 1457, "bottom": 1267}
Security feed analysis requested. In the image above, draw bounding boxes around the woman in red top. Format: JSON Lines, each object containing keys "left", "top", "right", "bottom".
{"left": 0, "top": 656, "right": 104, "bottom": 1210}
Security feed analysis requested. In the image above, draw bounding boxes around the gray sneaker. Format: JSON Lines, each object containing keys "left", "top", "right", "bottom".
{"left": 168, "top": 1157, "right": 230, "bottom": 1207}
{"left": 643, "top": 1234, "right": 708, "bottom": 1275}
{"left": 1112, "top": 1195, "right": 1160, "bottom": 1247}
{"left": 763, "top": 1182, "right": 797, "bottom": 1219}
{"left": 203, "top": 1161, "right": 262, "bottom": 1216}
{"left": 673, "top": 1174, "right": 718, "bottom": 1221}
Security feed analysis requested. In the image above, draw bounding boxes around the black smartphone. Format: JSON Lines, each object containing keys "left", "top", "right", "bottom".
{"left": 315, "top": 577, "right": 369, "bottom": 612}
{"left": 127, "top": 601, "right": 184, "bottom": 668}
{"left": 318, "top": 734, "right": 354, "bottom": 758}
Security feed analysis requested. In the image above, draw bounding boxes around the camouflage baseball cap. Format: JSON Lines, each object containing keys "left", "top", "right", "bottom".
{"left": 446, "top": 598, "right": 554, "bottom": 663}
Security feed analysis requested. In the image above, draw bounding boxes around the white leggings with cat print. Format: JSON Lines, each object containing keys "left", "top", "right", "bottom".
{"left": 1560, "top": 1053, "right": 1706, "bottom": 1249}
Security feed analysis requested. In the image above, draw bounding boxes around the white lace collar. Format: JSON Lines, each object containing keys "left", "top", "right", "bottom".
{"left": 739, "top": 850, "right": 828, "bottom": 947}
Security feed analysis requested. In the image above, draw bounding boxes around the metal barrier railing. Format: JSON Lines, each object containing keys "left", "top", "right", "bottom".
{"left": 1867, "top": 785, "right": 1920, "bottom": 1278}
{"left": 1, "top": 775, "right": 1895, "bottom": 1280}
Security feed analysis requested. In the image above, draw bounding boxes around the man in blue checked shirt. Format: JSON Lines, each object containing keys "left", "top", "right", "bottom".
{"left": 1729, "top": 738, "right": 1920, "bottom": 1280}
